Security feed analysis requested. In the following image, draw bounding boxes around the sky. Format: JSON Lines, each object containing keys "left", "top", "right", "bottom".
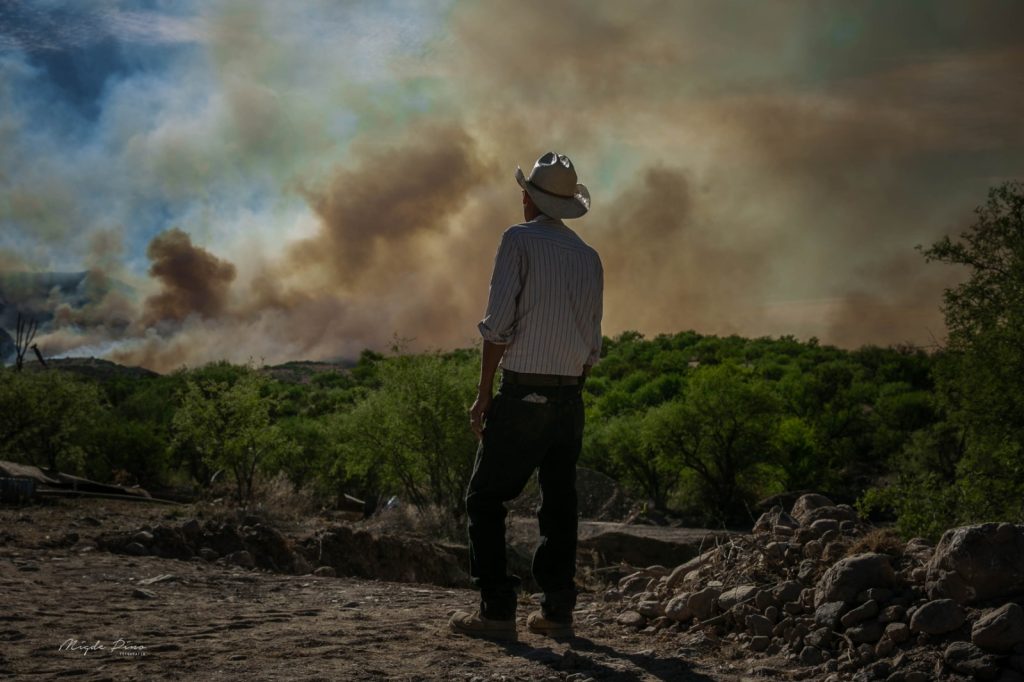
{"left": 1, "top": 0, "right": 1022, "bottom": 371}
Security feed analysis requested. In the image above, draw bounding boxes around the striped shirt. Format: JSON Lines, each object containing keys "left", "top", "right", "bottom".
{"left": 478, "top": 214, "right": 604, "bottom": 376}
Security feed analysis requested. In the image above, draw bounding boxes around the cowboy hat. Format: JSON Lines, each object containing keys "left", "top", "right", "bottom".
{"left": 515, "top": 152, "right": 591, "bottom": 219}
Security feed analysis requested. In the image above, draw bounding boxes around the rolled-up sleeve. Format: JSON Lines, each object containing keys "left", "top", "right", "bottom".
{"left": 478, "top": 230, "right": 523, "bottom": 344}
{"left": 587, "top": 258, "right": 604, "bottom": 366}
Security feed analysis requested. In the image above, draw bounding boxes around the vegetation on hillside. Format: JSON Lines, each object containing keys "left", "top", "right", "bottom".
{"left": 1, "top": 182, "right": 1022, "bottom": 539}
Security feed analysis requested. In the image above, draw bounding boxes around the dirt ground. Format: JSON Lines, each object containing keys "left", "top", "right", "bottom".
{"left": 0, "top": 499, "right": 763, "bottom": 682}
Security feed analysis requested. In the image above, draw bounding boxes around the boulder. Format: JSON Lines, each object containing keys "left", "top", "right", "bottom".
{"left": 909, "top": 598, "right": 965, "bottom": 636}
{"left": 809, "top": 519, "right": 840, "bottom": 537}
{"left": 814, "top": 601, "right": 847, "bottom": 629}
{"left": 571, "top": 521, "right": 734, "bottom": 568}
{"left": 846, "top": 621, "right": 884, "bottom": 644}
{"left": 665, "top": 594, "right": 693, "bottom": 622}
{"left": 753, "top": 507, "right": 800, "bottom": 535}
{"left": 943, "top": 641, "right": 1001, "bottom": 680}
{"left": 972, "top": 603, "right": 1024, "bottom": 653}
{"left": 637, "top": 600, "right": 665, "bottom": 618}
{"left": 790, "top": 494, "right": 835, "bottom": 525}
{"left": 803, "top": 505, "right": 859, "bottom": 526}
{"left": 746, "top": 614, "right": 773, "bottom": 637}
{"left": 617, "top": 610, "right": 645, "bottom": 628}
{"left": 814, "top": 553, "right": 896, "bottom": 607}
{"left": 718, "top": 585, "right": 758, "bottom": 610}
{"left": 841, "top": 600, "right": 879, "bottom": 628}
{"left": 688, "top": 586, "right": 721, "bottom": 620}
{"left": 749, "top": 635, "right": 770, "bottom": 652}
{"left": 926, "top": 523, "right": 1024, "bottom": 605}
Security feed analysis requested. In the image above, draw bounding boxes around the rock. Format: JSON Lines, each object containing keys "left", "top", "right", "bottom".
{"left": 805, "top": 627, "right": 832, "bottom": 649}
{"left": 749, "top": 635, "right": 771, "bottom": 652}
{"left": 619, "top": 573, "right": 650, "bottom": 596}
{"left": 603, "top": 588, "right": 622, "bottom": 602}
{"left": 181, "top": 519, "right": 201, "bottom": 538}
{"left": 198, "top": 547, "right": 219, "bottom": 562}
{"left": 72, "top": 539, "right": 98, "bottom": 553}
{"left": 746, "top": 614, "right": 773, "bottom": 637}
{"left": 822, "top": 541, "right": 848, "bottom": 563}
{"left": 637, "top": 600, "right": 664, "bottom": 618}
{"left": 815, "top": 553, "right": 897, "bottom": 607}
{"left": 803, "top": 540, "right": 823, "bottom": 560}
{"left": 909, "top": 598, "right": 965, "bottom": 636}
{"left": 943, "top": 641, "right": 1001, "bottom": 680}
{"left": 666, "top": 560, "right": 695, "bottom": 590}
{"left": 131, "top": 530, "right": 154, "bottom": 545}
{"left": 804, "top": 505, "right": 859, "bottom": 526}
{"left": 764, "top": 605, "right": 779, "bottom": 623}
{"left": 885, "top": 622, "right": 910, "bottom": 643}
{"left": 313, "top": 566, "right": 336, "bottom": 578}
{"left": 719, "top": 585, "right": 758, "bottom": 610}
{"left": 774, "top": 581, "right": 803, "bottom": 604}
{"left": 799, "top": 645, "right": 824, "bottom": 666}
{"left": 755, "top": 589, "right": 774, "bottom": 611}
{"left": 226, "top": 550, "right": 255, "bottom": 569}
{"left": 688, "top": 586, "right": 721, "bottom": 620}
{"left": 859, "top": 588, "right": 892, "bottom": 603}
{"left": 866, "top": 661, "right": 891, "bottom": 679}
{"left": 754, "top": 506, "right": 800, "bottom": 535}
{"left": 616, "top": 610, "right": 645, "bottom": 628}
{"left": 124, "top": 542, "right": 148, "bottom": 556}
{"left": 972, "top": 603, "right": 1024, "bottom": 653}
{"left": 879, "top": 605, "right": 906, "bottom": 624}
{"left": 926, "top": 523, "right": 1024, "bottom": 605}
{"left": 132, "top": 588, "right": 157, "bottom": 599}
{"left": 810, "top": 519, "right": 840, "bottom": 537}
{"left": 875, "top": 635, "right": 895, "bottom": 657}
{"left": 815, "top": 601, "right": 847, "bottom": 629}
{"left": 842, "top": 600, "right": 880, "bottom": 628}
{"left": 665, "top": 594, "right": 693, "bottom": 621}
{"left": 791, "top": 494, "right": 835, "bottom": 524}
{"left": 846, "top": 621, "right": 884, "bottom": 644}
{"left": 798, "top": 560, "right": 818, "bottom": 583}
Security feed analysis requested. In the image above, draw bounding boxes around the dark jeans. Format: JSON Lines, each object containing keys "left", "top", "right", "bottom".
{"left": 465, "top": 379, "right": 585, "bottom": 622}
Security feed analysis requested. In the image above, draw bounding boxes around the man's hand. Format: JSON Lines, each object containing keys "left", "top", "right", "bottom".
{"left": 469, "top": 392, "right": 492, "bottom": 440}
{"left": 470, "top": 340, "right": 506, "bottom": 440}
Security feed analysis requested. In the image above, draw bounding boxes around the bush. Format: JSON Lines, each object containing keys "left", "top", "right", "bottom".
{"left": 0, "top": 369, "right": 107, "bottom": 473}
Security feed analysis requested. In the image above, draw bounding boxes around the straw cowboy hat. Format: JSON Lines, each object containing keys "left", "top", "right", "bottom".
{"left": 515, "top": 152, "right": 591, "bottom": 219}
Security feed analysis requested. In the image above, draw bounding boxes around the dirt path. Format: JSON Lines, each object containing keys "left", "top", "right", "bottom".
{"left": 0, "top": 501, "right": 750, "bottom": 681}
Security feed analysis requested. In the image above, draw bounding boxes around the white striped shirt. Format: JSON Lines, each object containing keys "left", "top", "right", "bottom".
{"left": 478, "top": 214, "right": 604, "bottom": 376}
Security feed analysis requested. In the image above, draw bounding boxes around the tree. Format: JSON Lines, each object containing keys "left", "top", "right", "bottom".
{"left": 171, "top": 367, "right": 297, "bottom": 504}
{"left": 584, "top": 412, "right": 681, "bottom": 511}
{"left": 865, "top": 181, "right": 1024, "bottom": 532}
{"left": 333, "top": 352, "right": 478, "bottom": 517}
{"left": 646, "top": 364, "right": 781, "bottom": 524}
{"left": 0, "top": 369, "right": 106, "bottom": 472}
{"left": 920, "top": 181, "right": 1024, "bottom": 523}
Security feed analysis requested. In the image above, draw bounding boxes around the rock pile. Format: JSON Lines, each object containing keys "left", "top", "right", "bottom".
{"left": 605, "top": 494, "right": 1024, "bottom": 681}
{"left": 97, "top": 518, "right": 469, "bottom": 587}
{"left": 98, "top": 518, "right": 305, "bottom": 573}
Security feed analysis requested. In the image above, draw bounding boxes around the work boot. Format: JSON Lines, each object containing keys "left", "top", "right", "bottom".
{"left": 448, "top": 610, "right": 518, "bottom": 641}
{"left": 527, "top": 610, "right": 574, "bottom": 638}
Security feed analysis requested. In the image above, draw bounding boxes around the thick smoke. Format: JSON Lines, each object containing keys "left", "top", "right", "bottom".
{"left": 143, "top": 228, "right": 236, "bottom": 326}
{"left": 4, "top": 1, "right": 1024, "bottom": 371}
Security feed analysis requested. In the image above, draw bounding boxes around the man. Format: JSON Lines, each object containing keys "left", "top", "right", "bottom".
{"left": 449, "top": 152, "right": 604, "bottom": 641}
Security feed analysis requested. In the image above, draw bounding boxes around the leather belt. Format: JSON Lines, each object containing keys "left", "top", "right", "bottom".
{"left": 502, "top": 369, "right": 581, "bottom": 386}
